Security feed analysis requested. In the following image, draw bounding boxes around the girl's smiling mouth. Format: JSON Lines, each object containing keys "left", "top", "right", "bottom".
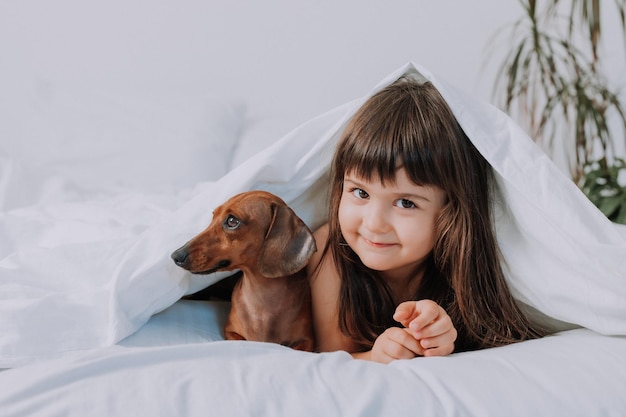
{"left": 362, "top": 237, "right": 395, "bottom": 248}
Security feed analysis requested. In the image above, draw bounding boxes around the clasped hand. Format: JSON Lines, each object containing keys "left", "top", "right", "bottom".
{"left": 370, "top": 300, "right": 457, "bottom": 364}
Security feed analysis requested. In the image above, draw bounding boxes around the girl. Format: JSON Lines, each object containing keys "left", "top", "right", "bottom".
{"left": 307, "top": 75, "right": 545, "bottom": 363}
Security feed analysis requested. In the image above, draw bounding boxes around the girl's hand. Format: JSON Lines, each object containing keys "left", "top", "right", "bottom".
{"left": 393, "top": 300, "right": 457, "bottom": 357}
{"left": 369, "top": 327, "right": 424, "bottom": 363}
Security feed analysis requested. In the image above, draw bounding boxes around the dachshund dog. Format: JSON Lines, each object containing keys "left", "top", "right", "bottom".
{"left": 171, "top": 191, "right": 316, "bottom": 351}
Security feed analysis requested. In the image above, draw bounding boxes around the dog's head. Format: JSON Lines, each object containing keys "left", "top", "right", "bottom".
{"left": 171, "top": 191, "right": 317, "bottom": 278}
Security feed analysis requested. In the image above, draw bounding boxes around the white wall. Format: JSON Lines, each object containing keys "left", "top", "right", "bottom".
{"left": 0, "top": 1, "right": 519, "bottom": 123}
{"left": 0, "top": 0, "right": 623, "bottom": 141}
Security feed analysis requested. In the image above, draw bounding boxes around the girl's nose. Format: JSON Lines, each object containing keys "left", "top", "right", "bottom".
{"left": 362, "top": 202, "right": 389, "bottom": 233}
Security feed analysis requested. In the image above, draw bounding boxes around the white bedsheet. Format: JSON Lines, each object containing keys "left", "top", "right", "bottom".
{"left": 1, "top": 299, "right": 625, "bottom": 416}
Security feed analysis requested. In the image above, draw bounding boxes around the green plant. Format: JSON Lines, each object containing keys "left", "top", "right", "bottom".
{"left": 580, "top": 158, "right": 626, "bottom": 223}
{"left": 490, "top": 0, "right": 626, "bottom": 223}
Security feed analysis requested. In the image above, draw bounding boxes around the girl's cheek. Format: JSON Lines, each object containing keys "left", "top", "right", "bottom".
{"left": 337, "top": 199, "right": 355, "bottom": 231}
{"left": 337, "top": 202, "right": 347, "bottom": 229}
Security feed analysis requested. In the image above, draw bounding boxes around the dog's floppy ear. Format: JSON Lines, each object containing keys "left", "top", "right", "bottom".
{"left": 258, "top": 203, "right": 317, "bottom": 278}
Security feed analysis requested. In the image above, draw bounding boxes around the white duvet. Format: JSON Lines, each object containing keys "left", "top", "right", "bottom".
{"left": 1, "top": 63, "right": 626, "bottom": 416}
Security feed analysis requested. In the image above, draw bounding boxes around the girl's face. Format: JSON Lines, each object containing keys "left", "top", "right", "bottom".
{"left": 338, "top": 167, "right": 446, "bottom": 282}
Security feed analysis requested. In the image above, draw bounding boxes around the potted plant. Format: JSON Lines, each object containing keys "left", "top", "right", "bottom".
{"left": 490, "top": 0, "right": 626, "bottom": 223}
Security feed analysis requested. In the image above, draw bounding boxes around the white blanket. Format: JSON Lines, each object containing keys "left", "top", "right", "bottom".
{"left": 1, "top": 63, "right": 626, "bottom": 371}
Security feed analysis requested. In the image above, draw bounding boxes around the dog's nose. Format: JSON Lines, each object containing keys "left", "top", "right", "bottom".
{"left": 171, "top": 248, "right": 189, "bottom": 267}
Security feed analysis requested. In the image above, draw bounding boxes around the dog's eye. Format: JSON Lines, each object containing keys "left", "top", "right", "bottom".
{"left": 224, "top": 215, "right": 241, "bottom": 230}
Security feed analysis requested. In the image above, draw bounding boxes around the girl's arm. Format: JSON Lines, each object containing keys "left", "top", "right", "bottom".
{"left": 307, "top": 224, "right": 360, "bottom": 353}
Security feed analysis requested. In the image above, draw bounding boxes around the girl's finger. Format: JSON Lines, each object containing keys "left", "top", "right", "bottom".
{"left": 392, "top": 301, "right": 418, "bottom": 324}
{"left": 394, "top": 300, "right": 439, "bottom": 327}
{"left": 418, "top": 329, "right": 457, "bottom": 351}
{"left": 410, "top": 315, "right": 454, "bottom": 339}
{"left": 385, "top": 328, "right": 424, "bottom": 358}
{"left": 407, "top": 304, "right": 442, "bottom": 333}
{"left": 421, "top": 342, "right": 455, "bottom": 357}
{"left": 395, "top": 328, "right": 424, "bottom": 356}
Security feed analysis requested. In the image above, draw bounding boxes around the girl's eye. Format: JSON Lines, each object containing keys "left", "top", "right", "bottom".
{"left": 224, "top": 215, "right": 241, "bottom": 230}
{"left": 395, "top": 199, "right": 416, "bottom": 209}
{"left": 351, "top": 188, "right": 369, "bottom": 199}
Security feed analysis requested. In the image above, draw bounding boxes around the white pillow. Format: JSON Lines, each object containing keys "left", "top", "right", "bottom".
{"left": 1, "top": 81, "right": 245, "bottom": 192}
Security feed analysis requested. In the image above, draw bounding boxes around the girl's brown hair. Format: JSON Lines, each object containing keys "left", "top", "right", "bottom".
{"left": 325, "top": 76, "right": 545, "bottom": 352}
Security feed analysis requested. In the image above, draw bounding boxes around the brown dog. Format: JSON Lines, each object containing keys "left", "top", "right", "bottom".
{"left": 171, "top": 191, "right": 316, "bottom": 351}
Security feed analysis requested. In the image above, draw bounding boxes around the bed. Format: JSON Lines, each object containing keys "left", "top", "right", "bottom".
{"left": 2, "top": 2, "right": 626, "bottom": 415}
{"left": 1, "top": 60, "right": 625, "bottom": 416}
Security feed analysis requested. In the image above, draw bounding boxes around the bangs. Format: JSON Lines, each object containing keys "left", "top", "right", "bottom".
{"left": 336, "top": 82, "right": 448, "bottom": 188}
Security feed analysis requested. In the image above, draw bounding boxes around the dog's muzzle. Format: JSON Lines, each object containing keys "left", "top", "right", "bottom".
{"left": 171, "top": 247, "right": 189, "bottom": 267}
{"left": 171, "top": 247, "right": 232, "bottom": 274}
